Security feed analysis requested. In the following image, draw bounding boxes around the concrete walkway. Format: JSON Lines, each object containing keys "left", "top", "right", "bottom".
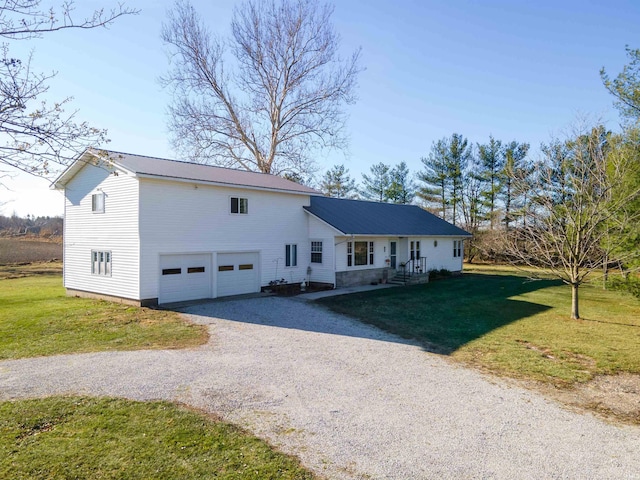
{"left": 297, "top": 282, "right": 398, "bottom": 300}
{"left": 1, "top": 296, "right": 639, "bottom": 479}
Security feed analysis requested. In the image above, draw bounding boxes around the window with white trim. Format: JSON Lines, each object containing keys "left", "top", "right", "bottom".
{"left": 285, "top": 244, "right": 297, "bottom": 267}
{"left": 311, "top": 241, "right": 323, "bottom": 263}
{"left": 230, "top": 197, "right": 248, "bottom": 214}
{"left": 410, "top": 240, "right": 421, "bottom": 260}
{"left": 347, "top": 241, "right": 374, "bottom": 267}
{"left": 92, "top": 192, "right": 105, "bottom": 213}
{"left": 453, "top": 240, "right": 462, "bottom": 258}
{"left": 91, "top": 250, "right": 112, "bottom": 276}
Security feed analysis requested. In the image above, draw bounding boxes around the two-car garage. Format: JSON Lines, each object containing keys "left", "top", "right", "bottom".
{"left": 158, "top": 252, "right": 260, "bottom": 304}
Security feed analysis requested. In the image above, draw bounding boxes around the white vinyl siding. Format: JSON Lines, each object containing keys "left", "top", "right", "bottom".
{"left": 138, "top": 179, "right": 311, "bottom": 299}
{"left": 63, "top": 162, "right": 140, "bottom": 300}
{"left": 420, "top": 237, "right": 466, "bottom": 272}
{"left": 306, "top": 215, "right": 336, "bottom": 285}
{"left": 91, "top": 192, "right": 105, "bottom": 213}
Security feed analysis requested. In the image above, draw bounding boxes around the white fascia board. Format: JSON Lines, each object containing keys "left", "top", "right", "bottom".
{"left": 50, "top": 149, "right": 134, "bottom": 190}
{"left": 336, "top": 233, "right": 473, "bottom": 238}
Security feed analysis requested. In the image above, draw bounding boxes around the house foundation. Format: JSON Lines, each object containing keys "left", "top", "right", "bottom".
{"left": 335, "top": 268, "right": 391, "bottom": 287}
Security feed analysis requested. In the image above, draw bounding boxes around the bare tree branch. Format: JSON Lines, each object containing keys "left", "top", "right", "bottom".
{"left": 160, "top": 0, "right": 361, "bottom": 176}
{"left": 0, "top": 1, "right": 138, "bottom": 178}
{"left": 502, "top": 124, "right": 640, "bottom": 319}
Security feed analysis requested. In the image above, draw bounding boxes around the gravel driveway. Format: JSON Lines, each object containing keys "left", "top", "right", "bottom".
{"left": 1, "top": 296, "right": 639, "bottom": 479}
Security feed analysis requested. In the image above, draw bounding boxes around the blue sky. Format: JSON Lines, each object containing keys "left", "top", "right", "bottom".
{"left": 1, "top": 0, "right": 638, "bottom": 216}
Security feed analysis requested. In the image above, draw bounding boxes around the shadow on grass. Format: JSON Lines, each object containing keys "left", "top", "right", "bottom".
{"left": 175, "top": 273, "right": 560, "bottom": 356}
{"left": 316, "top": 273, "right": 561, "bottom": 355}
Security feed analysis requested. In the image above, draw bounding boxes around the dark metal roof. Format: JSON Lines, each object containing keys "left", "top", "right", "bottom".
{"left": 304, "top": 196, "right": 472, "bottom": 236}
{"left": 53, "top": 149, "right": 320, "bottom": 195}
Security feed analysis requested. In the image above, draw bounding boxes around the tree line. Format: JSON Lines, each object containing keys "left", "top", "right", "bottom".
{"left": 317, "top": 134, "right": 531, "bottom": 238}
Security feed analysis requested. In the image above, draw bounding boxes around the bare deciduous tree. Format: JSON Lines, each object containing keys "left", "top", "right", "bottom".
{"left": 503, "top": 125, "right": 640, "bottom": 319}
{"left": 0, "top": 1, "right": 138, "bottom": 177}
{"left": 160, "top": 0, "right": 361, "bottom": 176}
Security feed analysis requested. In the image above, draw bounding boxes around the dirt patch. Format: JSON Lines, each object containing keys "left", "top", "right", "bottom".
{"left": 535, "top": 373, "right": 640, "bottom": 425}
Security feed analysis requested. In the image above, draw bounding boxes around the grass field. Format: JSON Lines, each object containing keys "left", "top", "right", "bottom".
{"left": 0, "top": 272, "right": 208, "bottom": 360}
{"left": 319, "top": 264, "right": 640, "bottom": 387}
{"left": 0, "top": 396, "right": 315, "bottom": 480}
{"left": 0, "top": 238, "right": 62, "bottom": 265}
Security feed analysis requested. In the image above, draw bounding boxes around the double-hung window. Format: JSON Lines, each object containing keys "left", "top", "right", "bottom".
{"left": 453, "top": 240, "right": 462, "bottom": 258}
{"left": 230, "top": 197, "right": 248, "bottom": 214}
{"left": 91, "top": 250, "right": 112, "bottom": 276}
{"left": 285, "top": 244, "right": 297, "bottom": 267}
{"left": 410, "top": 241, "right": 421, "bottom": 260}
{"left": 311, "top": 241, "right": 323, "bottom": 264}
{"left": 92, "top": 192, "right": 105, "bottom": 213}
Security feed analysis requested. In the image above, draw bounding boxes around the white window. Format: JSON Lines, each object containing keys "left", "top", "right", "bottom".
{"left": 285, "top": 244, "right": 297, "bottom": 267}
{"left": 410, "top": 241, "right": 421, "bottom": 260}
{"left": 230, "top": 197, "right": 248, "bottom": 214}
{"left": 347, "top": 241, "right": 374, "bottom": 267}
{"left": 311, "top": 241, "right": 323, "bottom": 264}
{"left": 92, "top": 192, "right": 105, "bottom": 213}
{"left": 91, "top": 250, "right": 112, "bottom": 276}
{"left": 453, "top": 240, "right": 463, "bottom": 258}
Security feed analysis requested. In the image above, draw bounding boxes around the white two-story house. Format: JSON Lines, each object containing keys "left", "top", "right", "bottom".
{"left": 52, "top": 149, "right": 471, "bottom": 305}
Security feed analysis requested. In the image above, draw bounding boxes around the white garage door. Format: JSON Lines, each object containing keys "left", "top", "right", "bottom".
{"left": 159, "top": 254, "right": 211, "bottom": 304}
{"left": 217, "top": 252, "right": 260, "bottom": 297}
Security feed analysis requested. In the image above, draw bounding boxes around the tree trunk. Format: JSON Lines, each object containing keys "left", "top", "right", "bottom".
{"left": 602, "top": 254, "right": 608, "bottom": 290}
{"left": 571, "top": 283, "right": 580, "bottom": 320}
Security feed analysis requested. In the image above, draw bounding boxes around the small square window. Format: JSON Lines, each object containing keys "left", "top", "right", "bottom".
{"left": 92, "top": 192, "right": 105, "bottom": 213}
{"left": 231, "top": 197, "right": 248, "bottom": 214}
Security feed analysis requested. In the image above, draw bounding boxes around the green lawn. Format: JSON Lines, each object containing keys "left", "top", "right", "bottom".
{"left": 319, "top": 265, "right": 640, "bottom": 386}
{"left": 0, "top": 274, "right": 208, "bottom": 359}
{"left": 0, "top": 396, "right": 315, "bottom": 480}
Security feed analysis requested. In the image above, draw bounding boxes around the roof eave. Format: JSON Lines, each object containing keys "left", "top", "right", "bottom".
{"left": 333, "top": 232, "right": 473, "bottom": 237}
{"left": 50, "top": 148, "right": 92, "bottom": 190}
{"left": 50, "top": 148, "right": 135, "bottom": 190}
{"left": 135, "top": 172, "right": 321, "bottom": 196}
{"left": 303, "top": 209, "right": 347, "bottom": 235}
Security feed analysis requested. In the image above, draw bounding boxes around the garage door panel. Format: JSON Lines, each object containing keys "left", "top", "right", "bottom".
{"left": 159, "top": 254, "right": 211, "bottom": 304}
{"left": 217, "top": 252, "right": 259, "bottom": 297}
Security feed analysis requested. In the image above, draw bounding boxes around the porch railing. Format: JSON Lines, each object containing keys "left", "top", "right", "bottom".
{"left": 398, "top": 257, "right": 427, "bottom": 282}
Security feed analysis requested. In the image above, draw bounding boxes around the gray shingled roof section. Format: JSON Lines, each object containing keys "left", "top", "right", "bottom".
{"left": 304, "top": 196, "right": 472, "bottom": 236}
{"left": 103, "top": 150, "right": 320, "bottom": 195}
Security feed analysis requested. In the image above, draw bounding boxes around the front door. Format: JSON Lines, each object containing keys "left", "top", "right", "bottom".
{"left": 389, "top": 241, "right": 397, "bottom": 269}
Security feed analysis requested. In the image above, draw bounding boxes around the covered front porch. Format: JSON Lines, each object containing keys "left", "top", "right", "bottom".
{"left": 334, "top": 236, "right": 429, "bottom": 287}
